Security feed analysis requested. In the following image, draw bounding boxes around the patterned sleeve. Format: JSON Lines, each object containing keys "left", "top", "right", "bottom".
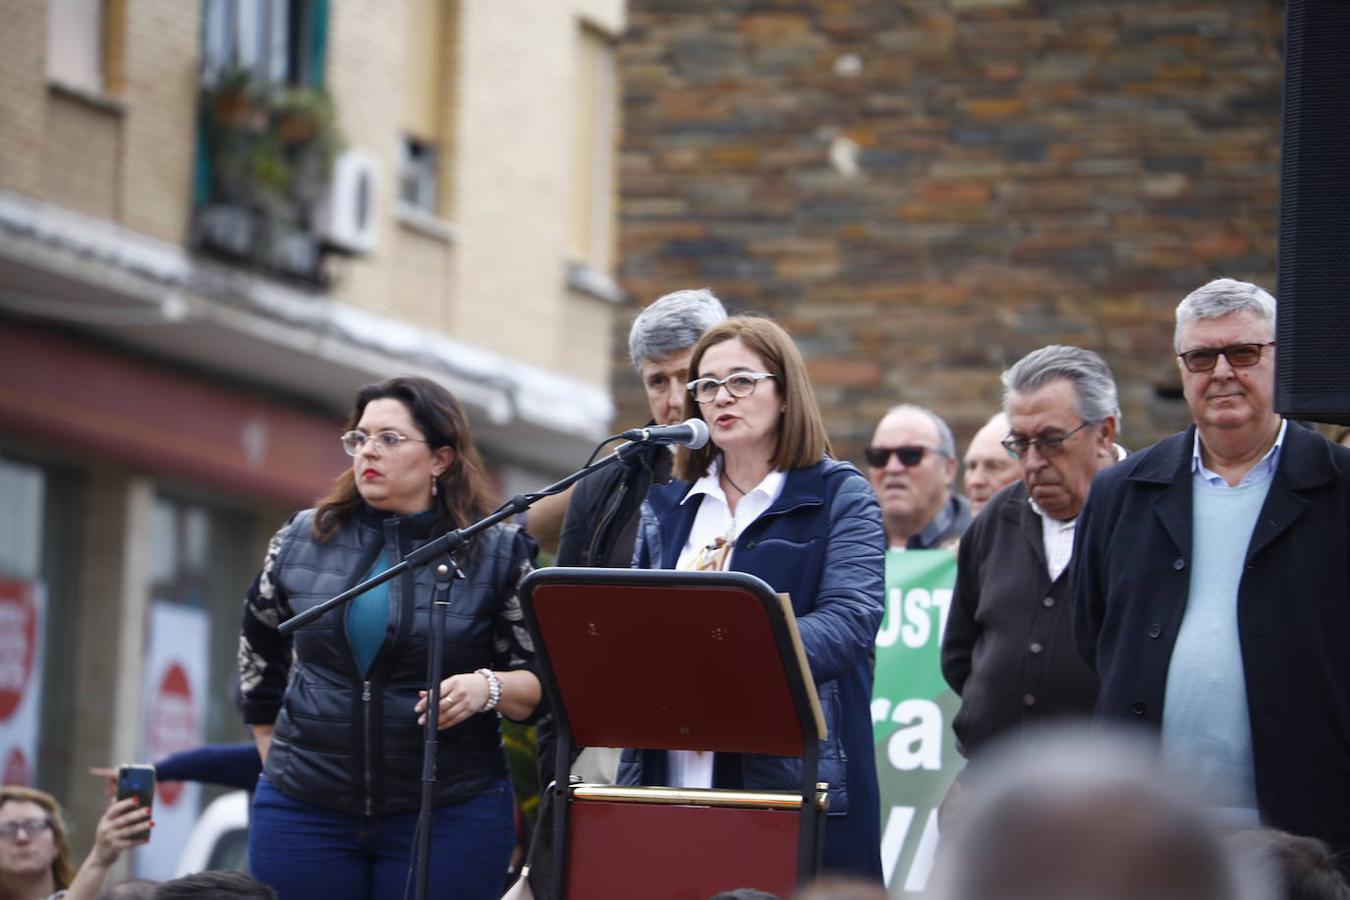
{"left": 238, "top": 518, "right": 297, "bottom": 725}
{"left": 492, "top": 530, "right": 538, "bottom": 672}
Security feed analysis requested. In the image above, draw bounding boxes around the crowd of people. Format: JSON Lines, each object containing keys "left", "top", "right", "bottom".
{"left": 12, "top": 277, "right": 1346, "bottom": 899}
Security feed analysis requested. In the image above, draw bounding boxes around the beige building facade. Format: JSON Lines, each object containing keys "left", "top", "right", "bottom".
{"left": 0, "top": 0, "right": 625, "bottom": 863}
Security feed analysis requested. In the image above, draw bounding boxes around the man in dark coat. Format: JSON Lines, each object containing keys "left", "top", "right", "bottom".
{"left": 942, "top": 345, "right": 1119, "bottom": 758}
{"left": 540, "top": 288, "right": 726, "bottom": 789}
{"left": 556, "top": 288, "right": 727, "bottom": 569}
{"left": 1073, "top": 278, "right": 1350, "bottom": 875}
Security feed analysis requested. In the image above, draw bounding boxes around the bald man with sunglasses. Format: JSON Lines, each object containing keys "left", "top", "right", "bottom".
{"left": 864, "top": 404, "right": 971, "bottom": 551}
{"left": 942, "top": 345, "right": 1121, "bottom": 760}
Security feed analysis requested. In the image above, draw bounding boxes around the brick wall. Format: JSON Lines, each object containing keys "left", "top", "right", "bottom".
{"left": 616, "top": 0, "right": 1284, "bottom": 458}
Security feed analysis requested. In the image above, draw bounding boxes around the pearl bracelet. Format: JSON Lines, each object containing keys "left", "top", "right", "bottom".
{"left": 475, "top": 668, "right": 501, "bottom": 713}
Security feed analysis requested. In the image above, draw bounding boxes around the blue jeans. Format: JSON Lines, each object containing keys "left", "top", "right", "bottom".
{"left": 249, "top": 775, "right": 515, "bottom": 900}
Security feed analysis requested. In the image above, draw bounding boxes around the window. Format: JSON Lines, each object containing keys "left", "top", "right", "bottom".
{"left": 569, "top": 23, "right": 618, "bottom": 273}
{"left": 398, "top": 0, "right": 457, "bottom": 218}
{"left": 150, "top": 494, "right": 257, "bottom": 747}
{"left": 399, "top": 137, "right": 439, "bottom": 214}
{"left": 202, "top": 0, "right": 322, "bottom": 87}
{"left": 46, "top": 0, "right": 105, "bottom": 94}
{"left": 0, "top": 455, "right": 83, "bottom": 802}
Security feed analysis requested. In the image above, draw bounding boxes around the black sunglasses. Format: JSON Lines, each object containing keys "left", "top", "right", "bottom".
{"left": 1177, "top": 341, "right": 1275, "bottom": 373}
{"left": 864, "top": 445, "right": 938, "bottom": 468}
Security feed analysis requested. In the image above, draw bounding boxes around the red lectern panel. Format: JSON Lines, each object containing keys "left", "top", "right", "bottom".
{"left": 529, "top": 578, "right": 814, "bottom": 755}
{"left": 567, "top": 800, "right": 798, "bottom": 899}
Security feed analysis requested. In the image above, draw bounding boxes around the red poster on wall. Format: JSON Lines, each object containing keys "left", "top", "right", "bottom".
{"left": 0, "top": 578, "right": 46, "bottom": 786}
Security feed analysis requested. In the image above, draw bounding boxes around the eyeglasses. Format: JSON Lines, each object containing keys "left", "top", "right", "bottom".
{"left": 1176, "top": 341, "right": 1275, "bottom": 373}
{"left": 339, "top": 430, "right": 428, "bottom": 456}
{"left": 1001, "top": 422, "right": 1092, "bottom": 459}
{"left": 686, "top": 372, "right": 776, "bottom": 404}
{"left": 0, "top": 818, "right": 52, "bottom": 841}
{"left": 863, "top": 445, "right": 940, "bottom": 468}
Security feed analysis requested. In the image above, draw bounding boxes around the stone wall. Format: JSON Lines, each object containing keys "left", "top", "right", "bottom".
{"left": 616, "top": 0, "right": 1283, "bottom": 459}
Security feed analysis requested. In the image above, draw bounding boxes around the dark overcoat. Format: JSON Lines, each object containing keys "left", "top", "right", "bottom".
{"left": 1072, "top": 422, "right": 1350, "bottom": 871}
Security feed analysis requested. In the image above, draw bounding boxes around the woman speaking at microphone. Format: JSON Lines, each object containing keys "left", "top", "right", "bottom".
{"left": 620, "top": 316, "right": 886, "bottom": 880}
{"left": 238, "top": 376, "right": 540, "bottom": 900}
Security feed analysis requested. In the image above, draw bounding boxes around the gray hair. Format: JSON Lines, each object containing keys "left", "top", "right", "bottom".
{"left": 927, "top": 724, "right": 1271, "bottom": 900}
{"left": 884, "top": 403, "right": 957, "bottom": 459}
{"left": 628, "top": 288, "right": 728, "bottom": 368}
{"left": 1002, "top": 345, "right": 1121, "bottom": 429}
{"left": 1174, "top": 278, "right": 1277, "bottom": 351}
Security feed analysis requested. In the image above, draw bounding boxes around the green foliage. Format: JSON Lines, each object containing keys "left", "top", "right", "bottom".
{"left": 200, "top": 69, "right": 344, "bottom": 222}
{"left": 502, "top": 720, "right": 542, "bottom": 826}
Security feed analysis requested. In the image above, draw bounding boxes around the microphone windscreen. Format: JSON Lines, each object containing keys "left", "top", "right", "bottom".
{"left": 684, "top": 418, "right": 711, "bottom": 450}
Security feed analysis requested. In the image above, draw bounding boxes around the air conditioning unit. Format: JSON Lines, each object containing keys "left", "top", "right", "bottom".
{"left": 315, "top": 149, "right": 379, "bottom": 255}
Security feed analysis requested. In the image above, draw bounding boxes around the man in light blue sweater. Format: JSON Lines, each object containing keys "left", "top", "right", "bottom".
{"left": 1073, "top": 278, "right": 1350, "bottom": 878}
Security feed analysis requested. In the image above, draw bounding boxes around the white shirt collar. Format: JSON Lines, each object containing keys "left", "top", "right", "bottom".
{"left": 682, "top": 459, "right": 786, "bottom": 507}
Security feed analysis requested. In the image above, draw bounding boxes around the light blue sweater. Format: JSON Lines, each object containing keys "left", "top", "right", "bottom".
{"left": 1161, "top": 475, "right": 1271, "bottom": 824}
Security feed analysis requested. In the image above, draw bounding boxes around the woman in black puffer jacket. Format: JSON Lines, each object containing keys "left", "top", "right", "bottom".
{"left": 239, "top": 376, "right": 539, "bottom": 900}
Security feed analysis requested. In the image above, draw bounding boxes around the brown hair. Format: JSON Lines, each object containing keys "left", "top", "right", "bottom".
{"left": 677, "top": 316, "right": 831, "bottom": 481}
{"left": 0, "top": 786, "right": 76, "bottom": 889}
{"left": 313, "top": 376, "right": 498, "bottom": 541}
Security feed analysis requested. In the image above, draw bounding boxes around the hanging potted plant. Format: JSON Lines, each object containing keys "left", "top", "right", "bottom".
{"left": 272, "top": 87, "right": 335, "bottom": 144}
{"left": 207, "top": 68, "right": 264, "bottom": 129}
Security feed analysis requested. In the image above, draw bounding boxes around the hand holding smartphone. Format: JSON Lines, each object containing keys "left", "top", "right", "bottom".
{"left": 115, "top": 764, "right": 155, "bottom": 842}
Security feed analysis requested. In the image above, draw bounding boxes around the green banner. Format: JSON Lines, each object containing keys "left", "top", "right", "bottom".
{"left": 872, "top": 549, "right": 962, "bottom": 894}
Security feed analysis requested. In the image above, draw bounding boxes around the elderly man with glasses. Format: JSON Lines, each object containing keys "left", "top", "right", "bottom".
{"left": 941, "top": 345, "right": 1121, "bottom": 760}
{"left": 864, "top": 404, "right": 970, "bottom": 551}
{"left": 1072, "top": 278, "right": 1350, "bottom": 878}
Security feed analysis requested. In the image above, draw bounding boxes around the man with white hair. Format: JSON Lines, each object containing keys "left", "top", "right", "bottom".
{"left": 557, "top": 288, "right": 727, "bottom": 568}
{"left": 942, "top": 345, "right": 1120, "bottom": 758}
{"left": 543, "top": 288, "right": 726, "bottom": 789}
{"left": 1073, "top": 278, "right": 1350, "bottom": 876}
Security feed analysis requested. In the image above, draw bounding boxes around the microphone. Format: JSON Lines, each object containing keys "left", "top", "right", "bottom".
{"left": 619, "top": 418, "right": 711, "bottom": 449}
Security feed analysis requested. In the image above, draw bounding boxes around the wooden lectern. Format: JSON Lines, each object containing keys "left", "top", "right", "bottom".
{"left": 519, "top": 567, "right": 829, "bottom": 899}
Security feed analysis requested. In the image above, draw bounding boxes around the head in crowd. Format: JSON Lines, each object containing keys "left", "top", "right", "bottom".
{"left": 865, "top": 404, "right": 959, "bottom": 544}
{"left": 1173, "top": 279, "right": 1279, "bottom": 442}
{"left": 927, "top": 725, "right": 1268, "bottom": 900}
{"left": 629, "top": 288, "right": 729, "bottom": 427}
{"left": 962, "top": 411, "right": 1019, "bottom": 517}
{"left": 0, "top": 786, "right": 76, "bottom": 893}
{"left": 793, "top": 875, "right": 890, "bottom": 900}
{"left": 100, "top": 879, "right": 160, "bottom": 900}
{"left": 678, "top": 316, "right": 830, "bottom": 481}
{"left": 316, "top": 375, "right": 496, "bottom": 540}
{"left": 1001, "top": 345, "right": 1120, "bottom": 521}
{"left": 1230, "top": 829, "right": 1350, "bottom": 900}
{"left": 152, "top": 870, "right": 277, "bottom": 899}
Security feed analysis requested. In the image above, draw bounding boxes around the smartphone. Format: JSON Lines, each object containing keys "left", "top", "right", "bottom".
{"left": 116, "top": 764, "right": 155, "bottom": 841}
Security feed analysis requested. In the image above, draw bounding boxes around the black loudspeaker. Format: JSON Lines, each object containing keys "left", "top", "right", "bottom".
{"left": 1275, "top": 0, "right": 1350, "bottom": 425}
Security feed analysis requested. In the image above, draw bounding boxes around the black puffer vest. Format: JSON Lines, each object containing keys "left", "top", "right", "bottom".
{"left": 264, "top": 505, "right": 532, "bottom": 816}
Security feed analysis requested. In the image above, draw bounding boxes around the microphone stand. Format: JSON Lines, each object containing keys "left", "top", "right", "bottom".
{"left": 276, "top": 437, "right": 655, "bottom": 900}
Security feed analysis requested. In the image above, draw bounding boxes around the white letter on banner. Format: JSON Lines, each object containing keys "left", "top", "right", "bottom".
{"left": 876, "top": 587, "right": 903, "bottom": 648}
{"left": 901, "top": 588, "right": 931, "bottom": 648}
{"left": 903, "top": 808, "right": 942, "bottom": 893}
{"left": 933, "top": 588, "right": 953, "bottom": 642}
{"left": 887, "top": 699, "right": 942, "bottom": 770}
{"left": 879, "top": 805, "right": 916, "bottom": 889}
{"left": 870, "top": 698, "right": 891, "bottom": 724}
